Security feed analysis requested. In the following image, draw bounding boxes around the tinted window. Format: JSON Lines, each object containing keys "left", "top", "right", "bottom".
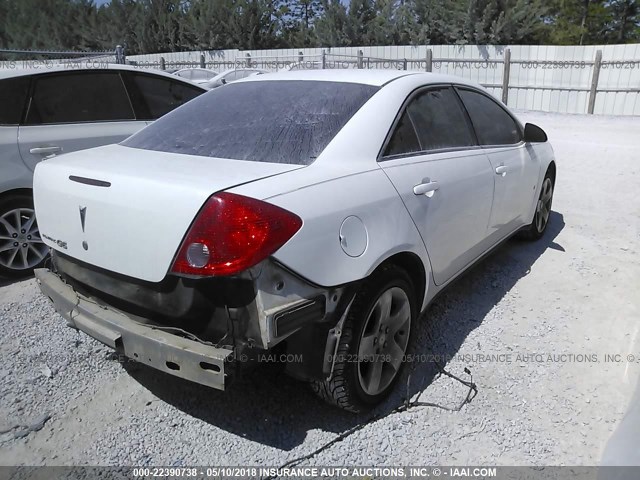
{"left": 406, "top": 87, "right": 475, "bottom": 151}
{"left": 384, "top": 112, "right": 421, "bottom": 157}
{"left": 130, "top": 74, "right": 203, "bottom": 120}
{"left": 26, "top": 72, "right": 134, "bottom": 124}
{"left": 458, "top": 89, "right": 521, "bottom": 145}
{"left": 0, "top": 77, "right": 30, "bottom": 125}
{"left": 123, "top": 80, "right": 379, "bottom": 165}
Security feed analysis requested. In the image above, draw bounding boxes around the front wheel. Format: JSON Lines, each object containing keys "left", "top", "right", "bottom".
{"left": 519, "top": 173, "right": 554, "bottom": 241}
{"left": 311, "top": 264, "right": 416, "bottom": 412}
{"left": 0, "top": 194, "right": 49, "bottom": 278}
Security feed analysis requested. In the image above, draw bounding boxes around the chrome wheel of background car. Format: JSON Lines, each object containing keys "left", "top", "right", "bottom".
{"left": 535, "top": 178, "right": 553, "bottom": 233}
{"left": 0, "top": 208, "right": 47, "bottom": 271}
{"left": 357, "top": 286, "right": 411, "bottom": 396}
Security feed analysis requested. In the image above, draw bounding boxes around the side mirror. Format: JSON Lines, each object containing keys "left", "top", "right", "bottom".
{"left": 524, "top": 123, "right": 548, "bottom": 143}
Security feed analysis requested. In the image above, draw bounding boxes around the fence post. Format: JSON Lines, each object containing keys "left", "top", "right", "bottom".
{"left": 160, "top": 57, "right": 165, "bottom": 71}
{"left": 115, "top": 44, "right": 125, "bottom": 64}
{"left": 322, "top": 50, "right": 326, "bottom": 69}
{"left": 200, "top": 53, "right": 205, "bottom": 69}
{"left": 298, "top": 51, "right": 303, "bottom": 64}
{"left": 403, "top": 58, "right": 407, "bottom": 70}
{"left": 426, "top": 48, "right": 432, "bottom": 72}
{"left": 245, "top": 53, "right": 251, "bottom": 68}
{"left": 357, "top": 50, "right": 363, "bottom": 69}
{"left": 501, "top": 48, "right": 511, "bottom": 105}
{"left": 588, "top": 50, "right": 603, "bottom": 114}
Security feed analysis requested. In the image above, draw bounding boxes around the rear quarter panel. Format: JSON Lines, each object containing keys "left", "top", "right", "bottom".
{"left": 231, "top": 166, "right": 433, "bottom": 310}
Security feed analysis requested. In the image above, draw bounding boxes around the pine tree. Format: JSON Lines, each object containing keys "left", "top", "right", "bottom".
{"left": 315, "top": 0, "right": 349, "bottom": 46}
{"left": 412, "top": 0, "right": 466, "bottom": 44}
{"left": 346, "top": 0, "right": 376, "bottom": 45}
{"left": 606, "top": 0, "right": 640, "bottom": 42}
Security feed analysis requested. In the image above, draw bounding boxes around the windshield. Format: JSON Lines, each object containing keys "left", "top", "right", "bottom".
{"left": 122, "top": 80, "right": 379, "bottom": 165}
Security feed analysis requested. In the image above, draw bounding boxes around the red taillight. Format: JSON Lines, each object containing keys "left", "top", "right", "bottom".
{"left": 171, "top": 192, "right": 302, "bottom": 277}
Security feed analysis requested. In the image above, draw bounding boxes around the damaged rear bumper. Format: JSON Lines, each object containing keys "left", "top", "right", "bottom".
{"left": 35, "top": 268, "right": 233, "bottom": 390}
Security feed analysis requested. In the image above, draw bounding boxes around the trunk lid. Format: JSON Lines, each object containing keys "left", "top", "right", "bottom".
{"left": 34, "top": 144, "right": 303, "bottom": 282}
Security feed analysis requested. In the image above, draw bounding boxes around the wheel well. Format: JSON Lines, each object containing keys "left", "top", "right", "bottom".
{"left": 376, "top": 252, "right": 427, "bottom": 312}
{"left": 547, "top": 161, "right": 556, "bottom": 184}
{"left": 0, "top": 188, "right": 33, "bottom": 203}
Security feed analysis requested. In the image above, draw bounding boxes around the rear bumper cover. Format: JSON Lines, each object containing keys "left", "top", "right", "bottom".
{"left": 35, "top": 268, "right": 233, "bottom": 390}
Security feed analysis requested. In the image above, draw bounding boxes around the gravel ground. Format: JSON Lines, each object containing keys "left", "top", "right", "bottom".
{"left": 0, "top": 111, "right": 639, "bottom": 467}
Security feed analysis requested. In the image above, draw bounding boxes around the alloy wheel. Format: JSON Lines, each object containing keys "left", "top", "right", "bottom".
{"left": 0, "top": 208, "right": 48, "bottom": 272}
{"left": 357, "top": 286, "right": 411, "bottom": 396}
{"left": 535, "top": 178, "right": 553, "bottom": 233}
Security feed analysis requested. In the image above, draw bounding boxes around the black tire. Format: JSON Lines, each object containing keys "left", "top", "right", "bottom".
{"left": 0, "top": 194, "right": 49, "bottom": 278}
{"left": 311, "top": 264, "right": 416, "bottom": 413}
{"left": 519, "top": 170, "right": 555, "bottom": 241}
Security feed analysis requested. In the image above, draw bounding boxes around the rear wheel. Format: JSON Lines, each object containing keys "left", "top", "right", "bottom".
{"left": 0, "top": 194, "right": 48, "bottom": 278}
{"left": 311, "top": 264, "right": 416, "bottom": 412}
{"left": 519, "top": 172, "right": 554, "bottom": 241}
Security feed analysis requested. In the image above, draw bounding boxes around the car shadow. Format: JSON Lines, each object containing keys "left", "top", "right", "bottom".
{"left": 0, "top": 274, "right": 33, "bottom": 288}
{"left": 122, "top": 211, "right": 565, "bottom": 451}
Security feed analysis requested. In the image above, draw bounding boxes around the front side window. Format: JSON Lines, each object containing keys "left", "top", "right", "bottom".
{"left": 26, "top": 72, "right": 134, "bottom": 125}
{"left": 123, "top": 80, "right": 379, "bottom": 165}
{"left": 457, "top": 88, "right": 522, "bottom": 145}
{"left": 129, "top": 74, "right": 204, "bottom": 120}
{"left": 0, "top": 77, "right": 30, "bottom": 125}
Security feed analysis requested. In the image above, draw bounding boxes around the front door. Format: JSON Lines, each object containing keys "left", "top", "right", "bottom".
{"left": 456, "top": 88, "right": 541, "bottom": 233}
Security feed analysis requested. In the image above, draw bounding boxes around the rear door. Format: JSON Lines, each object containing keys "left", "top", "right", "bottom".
{"left": 379, "top": 86, "right": 495, "bottom": 286}
{"left": 18, "top": 71, "right": 144, "bottom": 171}
{"left": 0, "top": 76, "right": 30, "bottom": 189}
{"left": 456, "top": 88, "right": 540, "bottom": 233}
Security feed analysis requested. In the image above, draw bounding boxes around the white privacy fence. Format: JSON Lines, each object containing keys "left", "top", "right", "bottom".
{"left": 127, "top": 44, "right": 640, "bottom": 116}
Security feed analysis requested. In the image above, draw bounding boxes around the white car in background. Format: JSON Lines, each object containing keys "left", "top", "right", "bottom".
{"left": 0, "top": 65, "right": 206, "bottom": 277}
{"left": 173, "top": 68, "right": 219, "bottom": 84}
{"left": 33, "top": 70, "right": 556, "bottom": 412}
{"left": 202, "top": 68, "right": 267, "bottom": 89}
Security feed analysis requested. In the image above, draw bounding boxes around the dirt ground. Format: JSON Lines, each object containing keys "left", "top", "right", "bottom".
{"left": 0, "top": 111, "right": 639, "bottom": 467}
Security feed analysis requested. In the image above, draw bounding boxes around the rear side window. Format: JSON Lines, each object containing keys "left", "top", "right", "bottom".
{"left": 384, "top": 112, "right": 421, "bottom": 157}
{"left": 407, "top": 87, "right": 475, "bottom": 151}
{"left": 128, "top": 74, "right": 203, "bottom": 120}
{"left": 0, "top": 77, "right": 30, "bottom": 125}
{"left": 383, "top": 86, "right": 474, "bottom": 157}
{"left": 26, "top": 72, "right": 134, "bottom": 125}
{"left": 123, "top": 80, "right": 379, "bottom": 165}
{"left": 457, "top": 89, "right": 522, "bottom": 145}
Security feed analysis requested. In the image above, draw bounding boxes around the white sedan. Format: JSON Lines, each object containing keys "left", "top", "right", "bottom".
{"left": 202, "top": 68, "right": 267, "bottom": 89}
{"left": 33, "top": 70, "right": 555, "bottom": 412}
{"left": 173, "top": 68, "right": 219, "bottom": 84}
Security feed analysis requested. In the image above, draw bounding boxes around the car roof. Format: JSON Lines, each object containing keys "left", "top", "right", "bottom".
{"left": 242, "top": 69, "right": 478, "bottom": 87}
{"left": 0, "top": 63, "right": 204, "bottom": 86}
{"left": 174, "top": 67, "right": 216, "bottom": 73}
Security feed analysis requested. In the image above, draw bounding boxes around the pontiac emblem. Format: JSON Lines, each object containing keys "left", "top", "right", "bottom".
{"left": 79, "top": 206, "right": 87, "bottom": 233}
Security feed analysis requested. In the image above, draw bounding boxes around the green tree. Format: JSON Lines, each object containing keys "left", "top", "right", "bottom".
{"left": 346, "top": 0, "right": 376, "bottom": 45}
{"left": 548, "top": 0, "right": 609, "bottom": 45}
{"left": 606, "top": 0, "right": 640, "bottom": 42}
{"left": 315, "top": 0, "right": 348, "bottom": 46}
{"left": 412, "top": 0, "right": 466, "bottom": 44}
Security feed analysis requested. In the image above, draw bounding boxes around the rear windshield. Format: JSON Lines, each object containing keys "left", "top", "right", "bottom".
{"left": 122, "top": 80, "right": 379, "bottom": 165}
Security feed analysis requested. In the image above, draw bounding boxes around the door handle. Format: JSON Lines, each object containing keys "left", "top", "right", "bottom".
{"left": 495, "top": 165, "right": 508, "bottom": 175}
{"left": 30, "top": 146, "right": 62, "bottom": 155}
{"left": 413, "top": 181, "right": 439, "bottom": 197}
